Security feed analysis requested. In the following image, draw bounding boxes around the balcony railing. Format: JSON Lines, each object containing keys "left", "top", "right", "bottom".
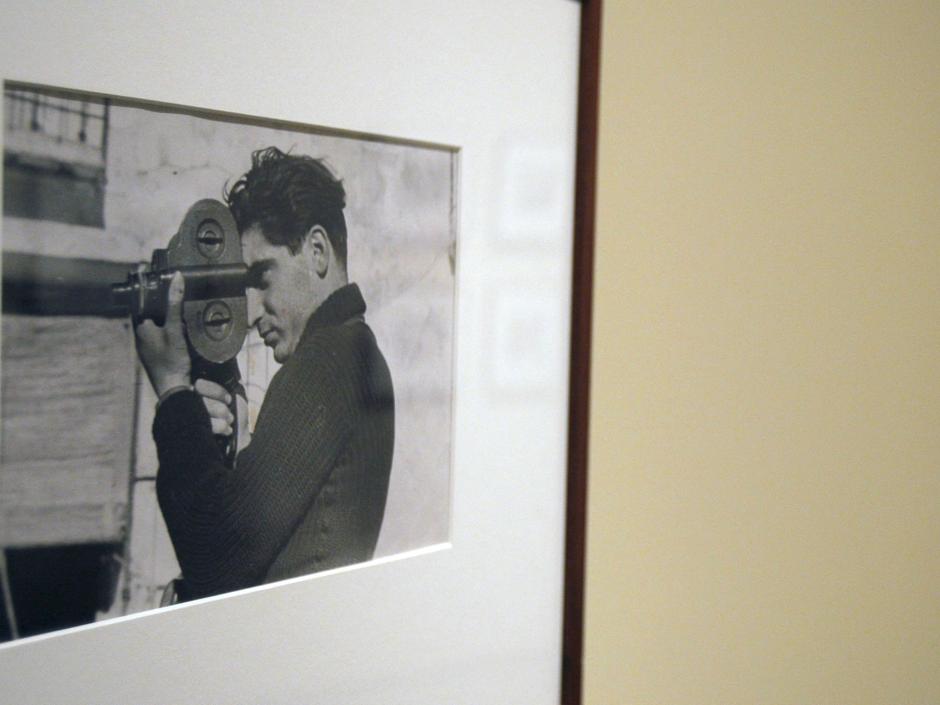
{"left": 4, "top": 87, "right": 108, "bottom": 159}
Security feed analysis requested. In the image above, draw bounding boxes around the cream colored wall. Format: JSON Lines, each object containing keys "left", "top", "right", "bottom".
{"left": 584, "top": 3, "right": 939, "bottom": 704}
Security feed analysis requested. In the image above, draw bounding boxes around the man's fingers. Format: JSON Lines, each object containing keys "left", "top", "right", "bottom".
{"left": 209, "top": 417, "right": 232, "bottom": 436}
{"left": 134, "top": 318, "right": 159, "bottom": 344}
{"left": 194, "top": 378, "right": 231, "bottom": 404}
{"left": 165, "top": 271, "right": 185, "bottom": 327}
{"left": 196, "top": 378, "right": 236, "bottom": 437}
{"left": 203, "top": 397, "right": 234, "bottom": 425}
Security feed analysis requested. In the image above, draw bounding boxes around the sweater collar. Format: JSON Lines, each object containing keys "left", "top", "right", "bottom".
{"left": 304, "top": 283, "right": 366, "bottom": 333}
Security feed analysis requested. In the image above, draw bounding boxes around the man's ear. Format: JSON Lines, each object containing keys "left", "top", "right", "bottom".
{"left": 302, "top": 225, "right": 331, "bottom": 278}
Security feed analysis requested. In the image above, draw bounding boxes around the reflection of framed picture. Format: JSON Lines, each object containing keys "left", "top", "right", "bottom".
{"left": 0, "top": 2, "right": 599, "bottom": 703}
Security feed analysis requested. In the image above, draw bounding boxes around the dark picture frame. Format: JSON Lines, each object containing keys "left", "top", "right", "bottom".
{"left": 562, "top": 1, "right": 601, "bottom": 703}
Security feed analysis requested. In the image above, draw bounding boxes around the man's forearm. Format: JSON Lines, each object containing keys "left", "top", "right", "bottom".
{"left": 153, "top": 389, "right": 262, "bottom": 597}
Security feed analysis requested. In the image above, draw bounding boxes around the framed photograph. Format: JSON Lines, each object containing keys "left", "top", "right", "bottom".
{"left": 0, "top": 2, "right": 599, "bottom": 703}
{"left": 1, "top": 80, "right": 457, "bottom": 625}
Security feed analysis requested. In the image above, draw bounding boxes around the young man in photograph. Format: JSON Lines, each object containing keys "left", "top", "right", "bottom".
{"left": 134, "top": 147, "right": 395, "bottom": 601}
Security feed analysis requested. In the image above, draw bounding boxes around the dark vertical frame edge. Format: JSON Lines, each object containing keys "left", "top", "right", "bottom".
{"left": 562, "top": 0, "right": 601, "bottom": 704}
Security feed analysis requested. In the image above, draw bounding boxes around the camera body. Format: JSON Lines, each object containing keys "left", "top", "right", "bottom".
{"left": 111, "top": 199, "right": 248, "bottom": 362}
{"left": 112, "top": 199, "right": 248, "bottom": 466}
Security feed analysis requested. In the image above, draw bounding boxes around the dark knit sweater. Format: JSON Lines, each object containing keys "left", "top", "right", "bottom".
{"left": 154, "top": 284, "right": 394, "bottom": 600}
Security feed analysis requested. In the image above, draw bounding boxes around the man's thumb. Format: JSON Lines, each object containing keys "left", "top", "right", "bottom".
{"left": 166, "top": 271, "right": 185, "bottom": 324}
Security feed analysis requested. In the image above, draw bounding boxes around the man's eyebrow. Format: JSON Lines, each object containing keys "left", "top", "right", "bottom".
{"left": 246, "top": 259, "right": 275, "bottom": 274}
{"left": 245, "top": 259, "right": 275, "bottom": 282}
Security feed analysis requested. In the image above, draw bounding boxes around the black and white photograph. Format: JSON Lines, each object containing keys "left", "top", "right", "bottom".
{"left": 0, "top": 82, "right": 456, "bottom": 641}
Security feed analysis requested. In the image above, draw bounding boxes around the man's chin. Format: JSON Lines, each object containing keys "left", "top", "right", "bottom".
{"left": 272, "top": 343, "right": 291, "bottom": 364}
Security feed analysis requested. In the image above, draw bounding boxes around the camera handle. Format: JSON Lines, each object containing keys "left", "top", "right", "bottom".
{"left": 191, "top": 356, "right": 244, "bottom": 469}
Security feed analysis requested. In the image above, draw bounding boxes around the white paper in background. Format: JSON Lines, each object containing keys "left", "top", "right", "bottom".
{"left": 496, "top": 141, "right": 570, "bottom": 248}
{"left": 0, "top": 2, "right": 581, "bottom": 703}
{"left": 489, "top": 285, "right": 569, "bottom": 398}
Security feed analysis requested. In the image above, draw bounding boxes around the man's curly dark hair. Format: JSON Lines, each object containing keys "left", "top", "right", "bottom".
{"left": 225, "top": 147, "right": 348, "bottom": 266}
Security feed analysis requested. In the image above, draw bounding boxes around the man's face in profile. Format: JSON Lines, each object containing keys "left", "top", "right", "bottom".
{"left": 242, "top": 224, "right": 320, "bottom": 364}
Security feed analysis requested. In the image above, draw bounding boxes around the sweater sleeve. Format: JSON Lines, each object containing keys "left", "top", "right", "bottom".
{"left": 154, "top": 334, "right": 359, "bottom": 599}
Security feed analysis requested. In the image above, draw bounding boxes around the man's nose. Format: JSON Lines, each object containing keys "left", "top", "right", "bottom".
{"left": 246, "top": 287, "right": 262, "bottom": 329}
